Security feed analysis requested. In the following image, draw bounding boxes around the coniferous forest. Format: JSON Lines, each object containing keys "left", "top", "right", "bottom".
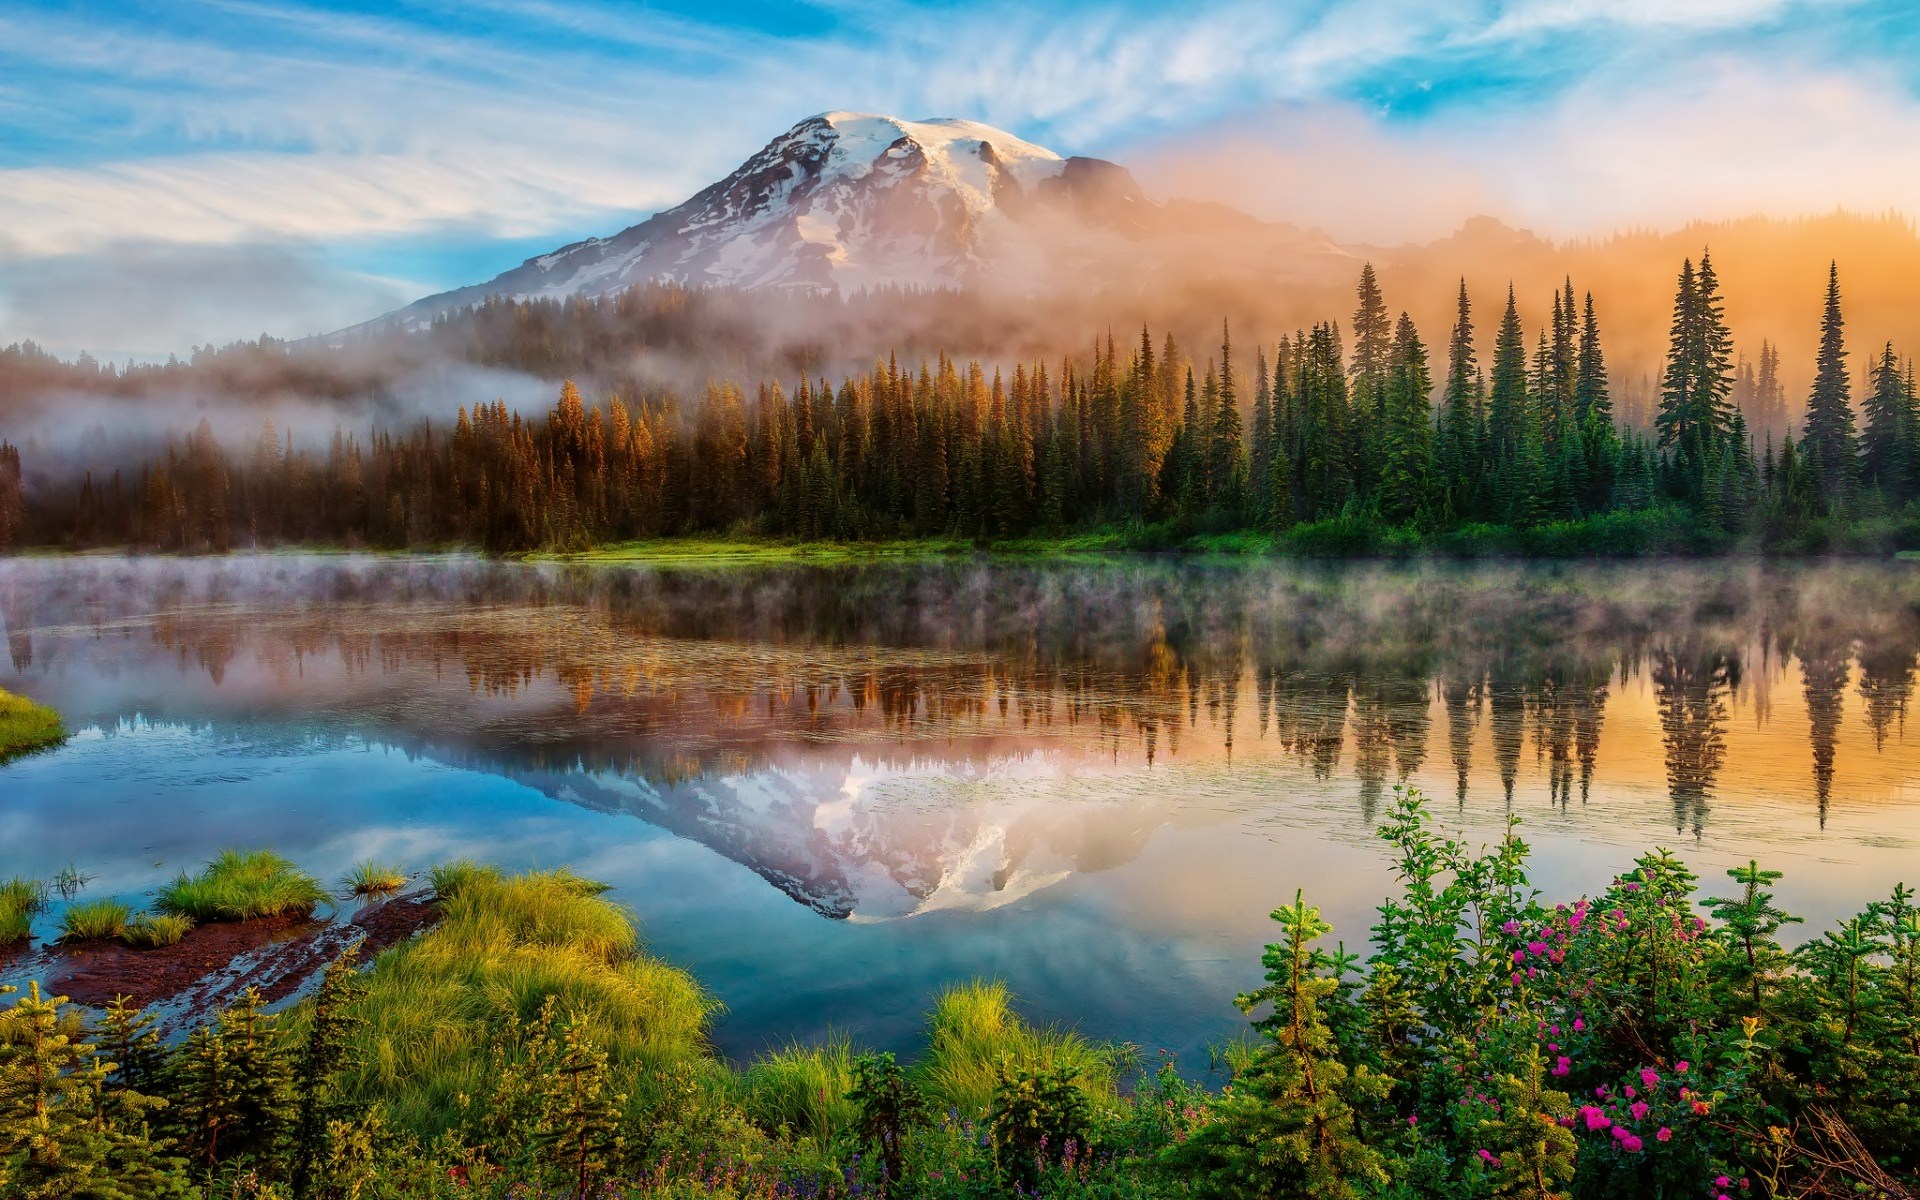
{"left": 2, "top": 258, "right": 1918, "bottom": 557}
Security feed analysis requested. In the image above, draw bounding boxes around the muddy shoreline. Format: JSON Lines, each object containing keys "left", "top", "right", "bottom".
{"left": 3, "top": 892, "right": 438, "bottom": 1032}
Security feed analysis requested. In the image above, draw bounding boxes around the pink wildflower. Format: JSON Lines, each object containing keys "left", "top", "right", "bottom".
{"left": 1640, "top": 1067, "right": 1661, "bottom": 1088}
{"left": 1656, "top": 1127, "right": 1672, "bottom": 1142}
{"left": 1630, "top": 1101, "right": 1650, "bottom": 1121}
{"left": 1623, "top": 1135, "right": 1644, "bottom": 1152}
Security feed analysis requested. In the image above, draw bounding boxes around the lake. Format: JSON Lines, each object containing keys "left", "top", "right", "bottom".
{"left": 2, "top": 554, "right": 1917, "bottom": 1069}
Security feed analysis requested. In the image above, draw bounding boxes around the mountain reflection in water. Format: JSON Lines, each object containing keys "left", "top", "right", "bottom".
{"left": 2, "top": 555, "right": 1917, "bottom": 1058}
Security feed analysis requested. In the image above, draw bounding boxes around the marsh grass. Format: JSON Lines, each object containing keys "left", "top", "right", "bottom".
{"left": 121, "top": 912, "right": 194, "bottom": 948}
{"left": 322, "top": 864, "right": 717, "bottom": 1135}
{"left": 341, "top": 860, "right": 409, "bottom": 898}
{"left": 0, "top": 687, "right": 65, "bottom": 763}
{"left": 914, "top": 980, "right": 1122, "bottom": 1118}
{"left": 154, "top": 849, "right": 329, "bottom": 922}
{"left": 59, "top": 897, "right": 131, "bottom": 941}
{"left": 0, "top": 877, "right": 48, "bottom": 942}
{"left": 739, "top": 1035, "right": 857, "bottom": 1142}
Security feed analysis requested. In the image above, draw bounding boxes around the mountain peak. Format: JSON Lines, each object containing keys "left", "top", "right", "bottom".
{"left": 380, "top": 111, "right": 1147, "bottom": 326}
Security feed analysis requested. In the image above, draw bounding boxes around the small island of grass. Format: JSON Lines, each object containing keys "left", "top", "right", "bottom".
{"left": 0, "top": 686, "right": 65, "bottom": 763}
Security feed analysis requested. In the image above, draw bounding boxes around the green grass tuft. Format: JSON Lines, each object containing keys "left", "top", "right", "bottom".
{"left": 322, "top": 865, "right": 718, "bottom": 1136}
{"left": 341, "top": 859, "right": 409, "bottom": 898}
{"left": 738, "top": 1035, "right": 858, "bottom": 1142}
{"left": 0, "top": 877, "right": 49, "bottom": 942}
{"left": 154, "top": 848, "right": 329, "bottom": 922}
{"left": 0, "top": 687, "right": 66, "bottom": 764}
{"left": 59, "top": 897, "right": 131, "bottom": 941}
{"left": 914, "top": 980, "right": 1121, "bottom": 1119}
{"left": 121, "top": 911, "right": 194, "bottom": 948}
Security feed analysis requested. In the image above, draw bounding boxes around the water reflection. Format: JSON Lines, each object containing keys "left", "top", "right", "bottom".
{"left": 2, "top": 556, "right": 1918, "bottom": 923}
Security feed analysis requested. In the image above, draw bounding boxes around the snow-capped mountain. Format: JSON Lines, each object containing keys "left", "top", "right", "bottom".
{"left": 383, "top": 112, "right": 1162, "bottom": 325}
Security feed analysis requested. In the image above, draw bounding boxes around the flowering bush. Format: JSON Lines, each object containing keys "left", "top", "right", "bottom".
{"left": 1178, "top": 789, "right": 1920, "bottom": 1199}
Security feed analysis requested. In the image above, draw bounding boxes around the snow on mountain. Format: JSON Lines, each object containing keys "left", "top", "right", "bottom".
{"left": 379, "top": 112, "right": 1161, "bottom": 327}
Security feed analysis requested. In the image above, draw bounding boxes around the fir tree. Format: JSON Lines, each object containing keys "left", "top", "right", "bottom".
{"left": 1379, "top": 313, "right": 1433, "bottom": 524}
{"left": 1436, "top": 281, "right": 1482, "bottom": 524}
{"left": 1802, "top": 262, "right": 1861, "bottom": 510}
{"left": 1210, "top": 323, "right": 1246, "bottom": 520}
{"left": 1162, "top": 893, "right": 1390, "bottom": 1199}
{"left": 1863, "top": 340, "right": 1913, "bottom": 504}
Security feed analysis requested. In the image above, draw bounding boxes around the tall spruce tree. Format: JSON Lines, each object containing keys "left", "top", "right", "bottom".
{"left": 1575, "top": 292, "right": 1617, "bottom": 509}
{"left": 1210, "top": 323, "right": 1246, "bottom": 520}
{"left": 1379, "top": 313, "right": 1434, "bottom": 523}
{"left": 1656, "top": 252, "right": 1735, "bottom": 501}
{"left": 1863, "top": 341, "right": 1913, "bottom": 505}
{"left": 1436, "top": 280, "right": 1482, "bottom": 524}
{"left": 1350, "top": 265, "right": 1392, "bottom": 497}
{"left": 1486, "top": 288, "right": 1530, "bottom": 519}
{"left": 1801, "top": 262, "right": 1860, "bottom": 511}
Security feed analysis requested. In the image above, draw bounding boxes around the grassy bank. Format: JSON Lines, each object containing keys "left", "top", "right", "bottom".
{"left": 0, "top": 685, "right": 65, "bottom": 763}
{"left": 521, "top": 505, "right": 1920, "bottom": 567}
{"left": 4, "top": 813, "right": 1919, "bottom": 1197}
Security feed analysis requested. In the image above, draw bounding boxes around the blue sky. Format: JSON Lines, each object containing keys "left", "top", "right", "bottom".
{"left": 3, "top": 0, "right": 1918, "bottom": 354}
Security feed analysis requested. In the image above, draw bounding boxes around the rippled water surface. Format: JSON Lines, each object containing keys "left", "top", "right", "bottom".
{"left": 3, "top": 554, "right": 1917, "bottom": 1064}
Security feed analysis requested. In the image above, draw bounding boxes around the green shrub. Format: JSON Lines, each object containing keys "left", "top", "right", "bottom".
{"left": 154, "top": 849, "right": 328, "bottom": 922}
{"left": 59, "top": 897, "right": 131, "bottom": 941}
{"left": 340, "top": 860, "right": 408, "bottom": 898}
{"left": 0, "top": 877, "right": 47, "bottom": 942}
{"left": 121, "top": 912, "right": 194, "bottom": 948}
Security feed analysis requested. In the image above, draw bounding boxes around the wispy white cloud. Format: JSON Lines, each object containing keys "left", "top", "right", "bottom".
{"left": 0, "top": 0, "right": 1910, "bottom": 353}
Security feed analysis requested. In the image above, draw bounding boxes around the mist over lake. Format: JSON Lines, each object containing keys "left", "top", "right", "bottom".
{"left": 4, "top": 553, "right": 1915, "bottom": 1066}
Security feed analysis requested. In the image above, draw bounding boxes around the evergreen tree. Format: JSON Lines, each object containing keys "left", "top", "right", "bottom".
{"left": 1350, "top": 265, "right": 1393, "bottom": 496}
{"left": 1802, "top": 262, "right": 1861, "bottom": 511}
{"left": 1379, "top": 313, "right": 1434, "bottom": 524}
{"left": 1436, "top": 281, "right": 1482, "bottom": 524}
{"left": 1574, "top": 292, "right": 1617, "bottom": 509}
{"left": 0, "top": 983, "right": 189, "bottom": 1199}
{"left": 1656, "top": 253, "right": 1735, "bottom": 501}
{"left": 1486, "top": 288, "right": 1529, "bottom": 516}
{"left": 1863, "top": 340, "right": 1913, "bottom": 504}
{"left": 1210, "top": 324, "right": 1246, "bottom": 520}
{"left": 1161, "top": 893, "right": 1390, "bottom": 1199}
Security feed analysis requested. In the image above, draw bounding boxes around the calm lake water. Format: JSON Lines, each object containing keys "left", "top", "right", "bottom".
{"left": 3, "top": 554, "right": 1918, "bottom": 1067}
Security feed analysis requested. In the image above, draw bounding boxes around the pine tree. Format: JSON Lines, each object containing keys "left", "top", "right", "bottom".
{"left": 290, "top": 949, "right": 366, "bottom": 1200}
{"left": 1210, "top": 323, "right": 1246, "bottom": 521}
{"left": 1802, "top": 262, "right": 1861, "bottom": 511}
{"left": 0, "top": 983, "right": 189, "bottom": 1199}
{"left": 1350, "top": 265, "right": 1393, "bottom": 497}
{"left": 1161, "top": 893, "right": 1390, "bottom": 1199}
{"left": 1863, "top": 341, "right": 1913, "bottom": 504}
{"left": 1436, "top": 281, "right": 1482, "bottom": 524}
{"left": 1379, "top": 313, "right": 1434, "bottom": 524}
{"left": 1486, "top": 288, "right": 1529, "bottom": 517}
{"left": 1574, "top": 293, "right": 1617, "bottom": 510}
{"left": 535, "top": 1018, "right": 625, "bottom": 1199}
{"left": 1656, "top": 253, "right": 1735, "bottom": 501}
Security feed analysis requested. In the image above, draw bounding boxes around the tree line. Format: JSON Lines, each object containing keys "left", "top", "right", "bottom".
{"left": 3, "top": 258, "right": 1917, "bottom": 553}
